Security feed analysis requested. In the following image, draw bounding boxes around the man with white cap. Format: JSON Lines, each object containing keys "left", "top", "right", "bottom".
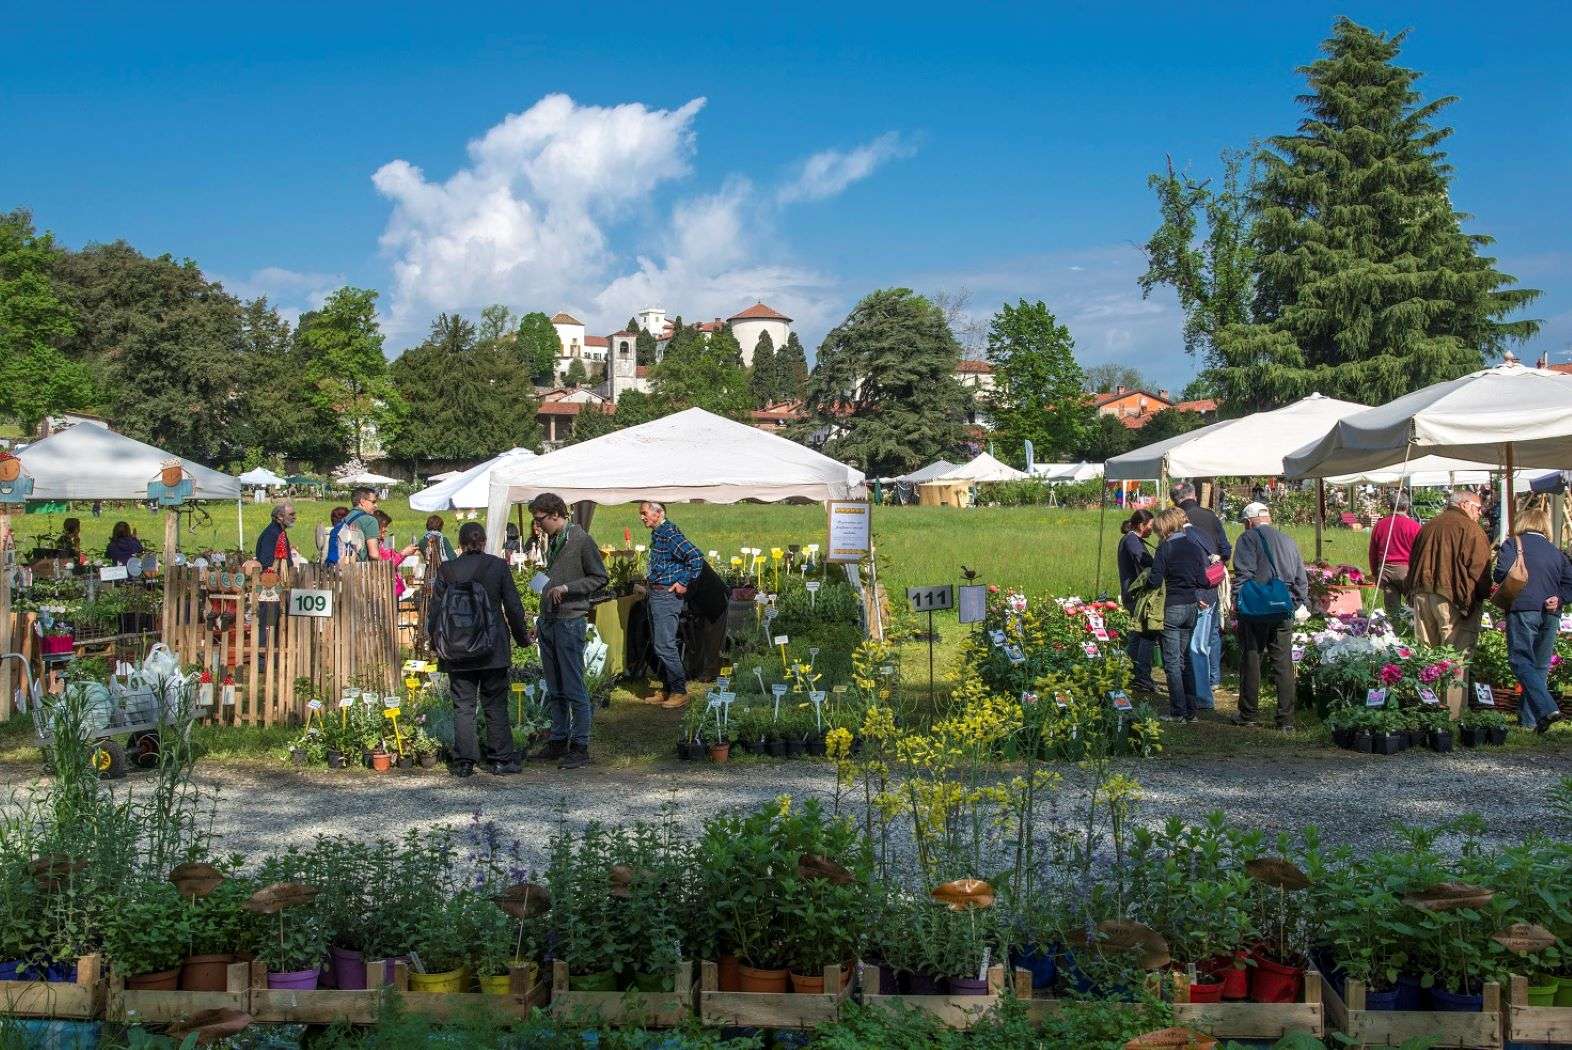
{"left": 1231, "top": 501, "right": 1309, "bottom": 731}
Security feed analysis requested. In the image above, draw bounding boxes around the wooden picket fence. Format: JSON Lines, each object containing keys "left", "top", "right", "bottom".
{"left": 161, "top": 561, "right": 400, "bottom": 726}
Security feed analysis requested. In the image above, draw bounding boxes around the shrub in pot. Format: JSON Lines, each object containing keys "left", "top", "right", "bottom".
{"left": 1243, "top": 854, "right": 1314, "bottom": 1003}
{"left": 916, "top": 895, "right": 1000, "bottom": 996}
{"left": 779, "top": 812, "right": 872, "bottom": 991}
{"left": 244, "top": 883, "right": 326, "bottom": 990}
{"left": 696, "top": 803, "right": 808, "bottom": 991}
{"left": 409, "top": 893, "right": 470, "bottom": 991}
{"left": 103, "top": 879, "right": 190, "bottom": 990}
{"left": 181, "top": 873, "right": 251, "bottom": 991}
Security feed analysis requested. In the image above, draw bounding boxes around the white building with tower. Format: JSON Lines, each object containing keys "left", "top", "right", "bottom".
{"left": 727, "top": 303, "right": 793, "bottom": 366}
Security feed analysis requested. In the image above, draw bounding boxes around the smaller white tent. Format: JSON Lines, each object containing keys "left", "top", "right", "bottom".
{"left": 410, "top": 448, "right": 538, "bottom": 511}
{"left": 237, "top": 467, "right": 286, "bottom": 488}
{"left": 485, "top": 408, "right": 865, "bottom": 550}
{"left": 935, "top": 452, "right": 1031, "bottom": 483}
{"left": 1031, "top": 461, "right": 1104, "bottom": 483}
{"left": 426, "top": 470, "right": 462, "bottom": 483}
{"left": 17, "top": 423, "right": 241, "bottom": 501}
{"left": 1286, "top": 362, "right": 1572, "bottom": 478}
{"left": 1324, "top": 454, "right": 1558, "bottom": 488}
{"left": 891, "top": 460, "right": 959, "bottom": 484}
{"left": 340, "top": 471, "right": 400, "bottom": 487}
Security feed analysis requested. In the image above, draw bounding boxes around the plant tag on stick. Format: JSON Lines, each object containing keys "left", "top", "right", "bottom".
{"left": 1419, "top": 687, "right": 1440, "bottom": 706}
{"left": 1365, "top": 688, "right": 1387, "bottom": 707}
{"left": 1082, "top": 642, "right": 1100, "bottom": 658}
{"left": 1092, "top": 627, "right": 1109, "bottom": 641}
{"left": 1054, "top": 692, "right": 1070, "bottom": 709}
{"left": 1474, "top": 683, "right": 1495, "bottom": 707}
{"left": 1109, "top": 690, "right": 1132, "bottom": 711}
{"left": 1004, "top": 645, "right": 1025, "bottom": 665}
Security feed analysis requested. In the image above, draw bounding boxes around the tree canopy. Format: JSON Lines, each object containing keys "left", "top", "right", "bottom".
{"left": 0, "top": 210, "right": 91, "bottom": 432}
{"left": 985, "top": 299, "right": 1095, "bottom": 465}
{"left": 516, "top": 311, "right": 560, "bottom": 383}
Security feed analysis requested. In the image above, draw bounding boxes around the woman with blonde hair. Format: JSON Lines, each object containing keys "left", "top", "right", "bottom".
{"left": 1151, "top": 507, "right": 1209, "bottom": 723}
{"left": 1494, "top": 502, "right": 1572, "bottom": 733}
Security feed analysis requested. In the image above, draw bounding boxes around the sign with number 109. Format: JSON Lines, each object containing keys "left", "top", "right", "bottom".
{"left": 288, "top": 588, "right": 334, "bottom": 618}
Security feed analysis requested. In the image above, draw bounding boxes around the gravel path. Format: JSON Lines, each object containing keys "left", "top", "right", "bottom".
{"left": 114, "top": 744, "right": 1572, "bottom": 867}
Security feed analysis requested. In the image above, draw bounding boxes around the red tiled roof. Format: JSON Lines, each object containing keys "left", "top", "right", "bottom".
{"left": 584, "top": 335, "right": 609, "bottom": 348}
{"left": 1548, "top": 363, "right": 1572, "bottom": 375}
{"left": 752, "top": 401, "right": 806, "bottom": 421}
{"left": 550, "top": 312, "right": 582, "bottom": 325}
{"left": 1093, "top": 388, "right": 1171, "bottom": 409}
{"left": 728, "top": 302, "right": 792, "bottom": 323}
{"left": 610, "top": 330, "right": 636, "bottom": 339}
{"left": 695, "top": 320, "right": 725, "bottom": 333}
{"left": 955, "top": 360, "right": 993, "bottom": 374}
{"left": 1175, "top": 398, "right": 1218, "bottom": 413}
{"left": 538, "top": 400, "right": 614, "bottom": 417}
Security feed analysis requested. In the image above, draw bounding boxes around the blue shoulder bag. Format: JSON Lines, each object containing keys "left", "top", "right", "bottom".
{"left": 1236, "top": 531, "right": 1295, "bottom": 623}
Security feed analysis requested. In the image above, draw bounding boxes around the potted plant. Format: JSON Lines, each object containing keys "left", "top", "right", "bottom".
{"left": 698, "top": 805, "right": 794, "bottom": 992}
{"left": 708, "top": 723, "right": 736, "bottom": 764}
{"left": 409, "top": 894, "right": 470, "bottom": 992}
{"left": 411, "top": 728, "right": 441, "bottom": 769}
{"left": 781, "top": 832, "right": 871, "bottom": 993}
{"left": 921, "top": 882, "right": 1001, "bottom": 996}
{"left": 1244, "top": 858, "right": 1312, "bottom": 1004}
{"left": 545, "top": 824, "right": 622, "bottom": 991}
{"left": 1460, "top": 709, "right": 1510, "bottom": 747}
{"left": 103, "top": 879, "right": 189, "bottom": 990}
{"left": 176, "top": 866, "right": 249, "bottom": 992}
{"left": 1415, "top": 708, "right": 1454, "bottom": 753}
{"left": 40, "top": 620, "right": 75, "bottom": 657}
{"left": 485, "top": 882, "right": 549, "bottom": 995}
{"left": 244, "top": 883, "right": 325, "bottom": 990}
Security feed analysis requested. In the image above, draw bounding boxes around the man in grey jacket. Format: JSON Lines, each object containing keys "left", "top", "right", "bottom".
{"left": 1231, "top": 501, "right": 1309, "bottom": 731}
{"left": 528, "top": 492, "right": 609, "bottom": 769}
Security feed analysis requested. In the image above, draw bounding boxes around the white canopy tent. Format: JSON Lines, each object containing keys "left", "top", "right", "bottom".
{"left": 1324, "top": 454, "right": 1559, "bottom": 488}
{"left": 237, "top": 466, "right": 287, "bottom": 488}
{"left": 1105, "top": 393, "right": 1370, "bottom": 481}
{"left": 1031, "top": 461, "right": 1104, "bottom": 483}
{"left": 426, "top": 470, "right": 462, "bottom": 483}
{"left": 1285, "top": 362, "right": 1572, "bottom": 479}
{"left": 485, "top": 408, "right": 866, "bottom": 551}
{"left": 934, "top": 452, "right": 1031, "bottom": 483}
{"left": 18, "top": 423, "right": 241, "bottom": 501}
{"left": 339, "top": 471, "right": 400, "bottom": 487}
{"left": 890, "top": 460, "right": 959, "bottom": 484}
{"left": 410, "top": 447, "right": 538, "bottom": 512}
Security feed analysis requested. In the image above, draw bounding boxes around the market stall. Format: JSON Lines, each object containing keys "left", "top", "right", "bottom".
{"left": 409, "top": 447, "right": 537, "bottom": 512}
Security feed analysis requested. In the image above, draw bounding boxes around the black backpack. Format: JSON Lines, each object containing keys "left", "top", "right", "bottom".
{"left": 431, "top": 576, "right": 502, "bottom": 663}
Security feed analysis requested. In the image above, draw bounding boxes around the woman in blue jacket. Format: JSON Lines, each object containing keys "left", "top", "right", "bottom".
{"left": 1151, "top": 507, "right": 1210, "bottom": 722}
{"left": 1117, "top": 509, "right": 1159, "bottom": 695}
{"left": 1494, "top": 505, "right": 1572, "bottom": 733}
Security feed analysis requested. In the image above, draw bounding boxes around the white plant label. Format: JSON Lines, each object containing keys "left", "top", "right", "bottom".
{"left": 288, "top": 588, "right": 333, "bottom": 618}
{"left": 1054, "top": 692, "right": 1070, "bottom": 709}
{"left": 1419, "top": 687, "right": 1439, "bottom": 706}
{"left": 339, "top": 695, "right": 355, "bottom": 709}
{"left": 307, "top": 699, "right": 323, "bottom": 711}
{"left": 1087, "top": 613, "right": 1104, "bottom": 630}
{"left": 1291, "top": 646, "right": 1305, "bottom": 663}
{"left": 99, "top": 565, "right": 128, "bottom": 582}
{"left": 1005, "top": 645, "right": 1026, "bottom": 665}
{"left": 1092, "top": 627, "right": 1110, "bottom": 642}
{"left": 1082, "top": 642, "right": 1100, "bottom": 658}
{"left": 1365, "top": 688, "right": 1387, "bottom": 707}
{"left": 990, "top": 629, "right": 1006, "bottom": 647}
{"left": 1109, "top": 690, "right": 1133, "bottom": 711}
{"left": 773, "top": 634, "right": 788, "bottom": 646}
{"left": 772, "top": 683, "right": 788, "bottom": 698}
{"left": 1474, "top": 683, "right": 1495, "bottom": 707}
{"left": 222, "top": 682, "right": 236, "bottom": 707}
{"left": 805, "top": 581, "right": 821, "bottom": 594}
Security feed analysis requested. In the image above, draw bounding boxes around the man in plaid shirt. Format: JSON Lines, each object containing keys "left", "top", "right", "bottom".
{"left": 639, "top": 501, "right": 705, "bottom": 709}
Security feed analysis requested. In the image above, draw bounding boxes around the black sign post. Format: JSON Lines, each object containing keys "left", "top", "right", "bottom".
{"left": 906, "top": 584, "right": 954, "bottom": 704}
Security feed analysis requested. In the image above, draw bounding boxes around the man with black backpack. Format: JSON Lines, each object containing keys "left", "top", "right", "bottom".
{"left": 427, "top": 522, "right": 533, "bottom": 777}
{"left": 1230, "top": 502, "right": 1309, "bottom": 732}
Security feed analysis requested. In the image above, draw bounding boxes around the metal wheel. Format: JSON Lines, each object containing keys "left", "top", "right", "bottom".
{"left": 92, "top": 738, "right": 128, "bottom": 779}
{"left": 128, "top": 730, "right": 162, "bottom": 768}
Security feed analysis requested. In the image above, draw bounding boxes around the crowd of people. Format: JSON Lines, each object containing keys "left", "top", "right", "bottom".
{"left": 1119, "top": 483, "right": 1572, "bottom": 734}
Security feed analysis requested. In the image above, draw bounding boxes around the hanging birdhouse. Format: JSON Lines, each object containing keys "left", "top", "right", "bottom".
{"left": 148, "top": 459, "right": 194, "bottom": 506}
{"left": 0, "top": 452, "right": 33, "bottom": 504}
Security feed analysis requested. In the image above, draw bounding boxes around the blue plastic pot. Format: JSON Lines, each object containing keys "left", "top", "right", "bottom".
{"left": 1394, "top": 973, "right": 1424, "bottom": 1011}
{"left": 1425, "top": 984, "right": 1483, "bottom": 1012}
{"left": 1363, "top": 987, "right": 1400, "bottom": 1011}
{"left": 1013, "top": 944, "right": 1058, "bottom": 990}
{"left": 0, "top": 960, "right": 20, "bottom": 982}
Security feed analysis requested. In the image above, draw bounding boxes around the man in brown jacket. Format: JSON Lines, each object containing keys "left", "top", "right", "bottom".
{"left": 1405, "top": 490, "right": 1493, "bottom": 651}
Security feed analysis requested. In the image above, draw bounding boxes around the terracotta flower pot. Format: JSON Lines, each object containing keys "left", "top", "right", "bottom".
{"left": 789, "top": 971, "right": 824, "bottom": 994}
{"left": 126, "top": 968, "right": 180, "bottom": 991}
{"left": 717, "top": 954, "right": 742, "bottom": 992}
{"left": 708, "top": 743, "right": 730, "bottom": 764}
{"left": 737, "top": 964, "right": 788, "bottom": 993}
{"left": 179, "top": 954, "right": 235, "bottom": 992}
{"left": 370, "top": 751, "right": 392, "bottom": 773}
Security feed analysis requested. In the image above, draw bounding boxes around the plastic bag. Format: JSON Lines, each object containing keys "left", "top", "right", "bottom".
{"left": 582, "top": 624, "right": 608, "bottom": 678}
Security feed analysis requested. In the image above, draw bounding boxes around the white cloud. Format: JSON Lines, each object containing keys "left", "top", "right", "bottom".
{"left": 776, "top": 132, "right": 915, "bottom": 205}
{"left": 217, "top": 266, "right": 344, "bottom": 327}
{"left": 369, "top": 94, "right": 912, "bottom": 351}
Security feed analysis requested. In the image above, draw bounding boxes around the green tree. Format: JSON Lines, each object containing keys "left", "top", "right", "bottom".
{"left": 387, "top": 313, "right": 539, "bottom": 463}
{"left": 1083, "top": 363, "right": 1150, "bottom": 395}
{"left": 563, "top": 357, "right": 588, "bottom": 388}
{"left": 0, "top": 210, "right": 92, "bottom": 431}
{"left": 749, "top": 329, "right": 779, "bottom": 405}
{"left": 1218, "top": 20, "right": 1536, "bottom": 409}
{"left": 795, "top": 289, "right": 969, "bottom": 477}
{"left": 986, "top": 300, "right": 1095, "bottom": 464}
{"left": 1136, "top": 407, "right": 1208, "bottom": 445}
{"left": 516, "top": 311, "right": 560, "bottom": 383}
{"left": 54, "top": 240, "right": 245, "bottom": 463}
{"left": 478, "top": 303, "right": 514, "bottom": 344}
{"left": 635, "top": 327, "right": 658, "bottom": 366}
{"left": 233, "top": 297, "right": 341, "bottom": 466}
{"left": 297, "top": 287, "right": 396, "bottom": 460}
{"left": 1079, "top": 414, "right": 1138, "bottom": 461}
{"left": 648, "top": 322, "right": 753, "bottom": 420}
{"left": 776, "top": 332, "right": 809, "bottom": 400}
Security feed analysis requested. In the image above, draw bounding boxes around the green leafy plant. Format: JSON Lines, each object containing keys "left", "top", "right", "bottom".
{"left": 102, "top": 879, "right": 189, "bottom": 978}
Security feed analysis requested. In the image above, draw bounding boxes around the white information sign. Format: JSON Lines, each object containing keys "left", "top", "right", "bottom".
{"left": 99, "top": 564, "right": 129, "bottom": 582}
{"left": 957, "top": 584, "right": 988, "bottom": 624}
{"left": 288, "top": 588, "right": 334, "bottom": 617}
{"left": 826, "top": 501, "right": 871, "bottom": 563}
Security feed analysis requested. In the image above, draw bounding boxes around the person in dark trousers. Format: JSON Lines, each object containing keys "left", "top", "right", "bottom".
{"left": 1494, "top": 504, "right": 1572, "bottom": 733}
{"left": 1231, "top": 502, "right": 1310, "bottom": 731}
{"left": 1172, "top": 482, "right": 1230, "bottom": 696}
{"left": 105, "top": 521, "right": 144, "bottom": 565}
{"left": 530, "top": 493, "right": 610, "bottom": 769}
{"left": 427, "top": 522, "right": 533, "bottom": 777}
{"left": 1116, "top": 509, "right": 1159, "bottom": 695}
{"left": 255, "top": 501, "right": 296, "bottom": 569}
{"left": 1151, "top": 507, "right": 1209, "bottom": 723}
{"left": 639, "top": 500, "right": 705, "bottom": 710}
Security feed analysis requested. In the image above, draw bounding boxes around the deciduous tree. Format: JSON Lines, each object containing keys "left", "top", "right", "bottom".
{"left": 516, "top": 311, "right": 560, "bottom": 383}
{"left": 0, "top": 210, "right": 92, "bottom": 432}
{"left": 297, "top": 287, "right": 396, "bottom": 461}
{"left": 985, "top": 300, "right": 1095, "bottom": 464}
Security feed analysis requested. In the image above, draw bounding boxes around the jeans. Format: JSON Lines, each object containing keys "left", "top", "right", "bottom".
{"left": 1506, "top": 609, "right": 1561, "bottom": 728}
{"left": 1160, "top": 603, "right": 1198, "bottom": 718}
{"left": 1238, "top": 618, "right": 1297, "bottom": 726}
{"left": 449, "top": 666, "right": 515, "bottom": 767}
{"left": 1188, "top": 604, "right": 1216, "bottom": 709}
{"left": 1126, "top": 631, "right": 1159, "bottom": 691}
{"left": 1209, "top": 614, "right": 1223, "bottom": 688}
{"left": 539, "top": 616, "right": 591, "bottom": 747}
{"left": 647, "top": 587, "right": 687, "bottom": 695}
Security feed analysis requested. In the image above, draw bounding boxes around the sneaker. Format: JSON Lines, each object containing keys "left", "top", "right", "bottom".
{"left": 557, "top": 745, "right": 590, "bottom": 770}
{"left": 1159, "top": 715, "right": 1184, "bottom": 723}
{"left": 1537, "top": 712, "right": 1563, "bottom": 735}
{"left": 1185, "top": 716, "right": 1199, "bottom": 724}
{"left": 529, "top": 739, "right": 570, "bottom": 763}
{"left": 1230, "top": 716, "right": 1259, "bottom": 728}
{"left": 490, "top": 761, "right": 523, "bottom": 775}
{"left": 660, "top": 692, "right": 689, "bottom": 710}
{"left": 644, "top": 690, "right": 669, "bottom": 706}
{"left": 450, "top": 763, "right": 474, "bottom": 778}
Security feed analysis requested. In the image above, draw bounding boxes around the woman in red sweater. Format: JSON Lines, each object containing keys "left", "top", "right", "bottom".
{"left": 1369, "top": 493, "right": 1422, "bottom": 621}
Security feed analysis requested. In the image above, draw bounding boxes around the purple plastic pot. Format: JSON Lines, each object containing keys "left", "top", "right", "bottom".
{"left": 329, "top": 945, "right": 365, "bottom": 990}
{"left": 902, "top": 972, "right": 947, "bottom": 994}
{"left": 267, "top": 968, "right": 320, "bottom": 990}
{"left": 949, "top": 976, "right": 990, "bottom": 996}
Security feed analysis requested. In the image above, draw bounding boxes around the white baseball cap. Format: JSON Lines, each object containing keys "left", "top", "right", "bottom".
{"left": 1242, "top": 501, "right": 1270, "bottom": 519}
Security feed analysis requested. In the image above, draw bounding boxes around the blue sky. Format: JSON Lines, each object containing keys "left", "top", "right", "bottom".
{"left": 5, "top": 1, "right": 1568, "bottom": 389}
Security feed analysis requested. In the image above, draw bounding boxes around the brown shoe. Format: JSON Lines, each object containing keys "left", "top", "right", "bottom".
{"left": 644, "top": 690, "right": 669, "bottom": 706}
{"left": 660, "top": 692, "right": 689, "bottom": 710}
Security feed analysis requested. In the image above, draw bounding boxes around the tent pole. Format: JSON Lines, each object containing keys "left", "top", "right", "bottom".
{"left": 237, "top": 498, "right": 245, "bottom": 553}
{"left": 1094, "top": 481, "right": 1109, "bottom": 598}
{"left": 1314, "top": 479, "right": 1325, "bottom": 563}
{"left": 1504, "top": 442, "right": 1516, "bottom": 538}
{"left": 0, "top": 507, "right": 12, "bottom": 720}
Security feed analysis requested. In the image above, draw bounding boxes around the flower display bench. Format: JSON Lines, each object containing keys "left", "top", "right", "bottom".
{"left": 1171, "top": 969, "right": 1325, "bottom": 1041}
{"left": 551, "top": 960, "right": 692, "bottom": 1027}
{"left": 397, "top": 961, "right": 546, "bottom": 1022}
{"left": 858, "top": 964, "right": 1026, "bottom": 1028}
{"left": 1506, "top": 974, "right": 1572, "bottom": 1044}
{"left": 698, "top": 961, "right": 850, "bottom": 1029}
{"left": 0, "top": 955, "right": 102, "bottom": 1020}
{"left": 1323, "top": 977, "right": 1502, "bottom": 1049}
{"left": 247, "top": 959, "right": 393, "bottom": 1025}
{"left": 106, "top": 960, "right": 249, "bottom": 1024}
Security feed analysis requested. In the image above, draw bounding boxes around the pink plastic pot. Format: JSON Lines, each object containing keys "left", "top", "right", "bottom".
{"left": 41, "top": 635, "right": 75, "bottom": 656}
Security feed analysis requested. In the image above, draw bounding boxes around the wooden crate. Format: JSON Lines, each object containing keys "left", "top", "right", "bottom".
{"left": 107, "top": 961, "right": 250, "bottom": 1024}
{"left": 550, "top": 960, "right": 692, "bottom": 1027}
{"left": 859, "top": 964, "right": 1026, "bottom": 1029}
{"left": 1323, "top": 976, "right": 1502, "bottom": 1049}
{"left": 390, "top": 962, "right": 547, "bottom": 1021}
{"left": 247, "top": 959, "right": 390, "bottom": 1025}
{"left": 698, "top": 961, "right": 850, "bottom": 1029}
{"left": 1171, "top": 969, "right": 1324, "bottom": 1040}
{"left": 0, "top": 955, "right": 103, "bottom": 1020}
{"left": 1506, "top": 974, "right": 1572, "bottom": 1044}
